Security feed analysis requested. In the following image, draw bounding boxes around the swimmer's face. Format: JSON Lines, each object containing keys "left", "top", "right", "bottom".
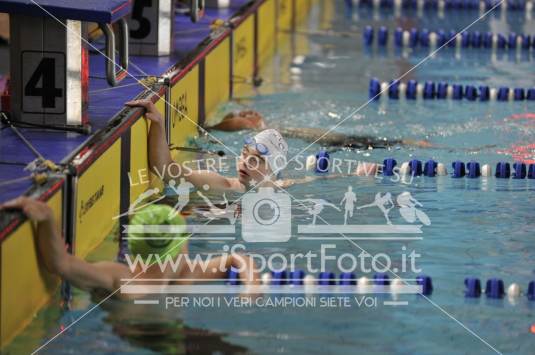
{"left": 237, "top": 145, "right": 271, "bottom": 185}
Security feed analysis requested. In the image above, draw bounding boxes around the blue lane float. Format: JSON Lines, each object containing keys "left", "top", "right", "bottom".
{"left": 378, "top": 158, "right": 535, "bottom": 180}
{"left": 289, "top": 270, "right": 306, "bottom": 285}
{"left": 383, "top": 158, "right": 397, "bottom": 176}
{"left": 485, "top": 278, "right": 505, "bottom": 299}
{"left": 495, "top": 162, "right": 511, "bottom": 178}
{"left": 465, "top": 277, "right": 482, "bottom": 297}
{"left": 424, "top": 160, "right": 437, "bottom": 177}
{"left": 373, "top": 272, "right": 391, "bottom": 286}
{"left": 229, "top": 271, "right": 534, "bottom": 301}
{"left": 340, "top": 272, "right": 357, "bottom": 285}
{"left": 416, "top": 275, "right": 434, "bottom": 295}
{"left": 315, "top": 150, "right": 330, "bottom": 173}
{"left": 528, "top": 281, "right": 535, "bottom": 300}
{"left": 309, "top": 150, "right": 535, "bottom": 181}
{"left": 364, "top": 26, "right": 534, "bottom": 51}
{"left": 319, "top": 272, "right": 337, "bottom": 286}
{"left": 466, "top": 161, "right": 481, "bottom": 178}
{"left": 452, "top": 161, "right": 466, "bottom": 178}
{"left": 369, "top": 78, "right": 535, "bottom": 102}
{"left": 352, "top": 0, "right": 534, "bottom": 13}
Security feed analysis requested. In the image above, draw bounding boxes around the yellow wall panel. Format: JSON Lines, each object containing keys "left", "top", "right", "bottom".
{"left": 205, "top": 38, "right": 230, "bottom": 126}
{"left": 320, "top": 0, "right": 334, "bottom": 30}
{"left": 1, "top": 191, "right": 62, "bottom": 348}
{"left": 169, "top": 67, "right": 199, "bottom": 149}
{"left": 258, "top": 0, "right": 276, "bottom": 68}
{"left": 277, "top": 0, "right": 293, "bottom": 31}
{"left": 232, "top": 16, "right": 255, "bottom": 98}
{"left": 75, "top": 140, "right": 121, "bottom": 258}
{"left": 295, "top": 0, "right": 310, "bottom": 25}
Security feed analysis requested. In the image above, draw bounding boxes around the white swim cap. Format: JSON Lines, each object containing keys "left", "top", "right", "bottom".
{"left": 250, "top": 129, "right": 288, "bottom": 174}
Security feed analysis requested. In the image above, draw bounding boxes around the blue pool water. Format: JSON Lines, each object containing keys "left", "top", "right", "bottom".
{"left": 6, "top": 2, "right": 535, "bottom": 354}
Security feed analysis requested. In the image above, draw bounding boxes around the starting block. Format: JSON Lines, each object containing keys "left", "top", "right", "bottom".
{"left": 128, "top": 0, "right": 174, "bottom": 56}
{"left": 0, "top": 0, "right": 132, "bottom": 130}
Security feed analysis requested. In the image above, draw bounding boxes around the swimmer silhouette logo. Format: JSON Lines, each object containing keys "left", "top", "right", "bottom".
{"left": 297, "top": 188, "right": 430, "bottom": 234}
{"left": 242, "top": 187, "right": 291, "bottom": 242}
{"left": 118, "top": 176, "right": 430, "bottom": 242}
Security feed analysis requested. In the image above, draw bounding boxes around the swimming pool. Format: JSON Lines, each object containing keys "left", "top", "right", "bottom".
{"left": 5, "top": 1, "right": 535, "bottom": 354}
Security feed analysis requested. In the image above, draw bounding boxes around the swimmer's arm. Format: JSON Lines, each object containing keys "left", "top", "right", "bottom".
{"left": 126, "top": 100, "right": 173, "bottom": 183}
{"left": 0, "top": 197, "right": 130, "bottom": 293}
{"left": 186, "top": 171, "right": 244, "bottom": 193}
{"left": 278, "top": 163, "right": 379, "bottom": 188}
{"left": 126, "top": 100, "right": 242, "bottom": 192}
{"left": 208, "top": 111, "right": 266, "bottom": 132}
{"left": 177, "top": 253, "right": 260, "bottom": 287}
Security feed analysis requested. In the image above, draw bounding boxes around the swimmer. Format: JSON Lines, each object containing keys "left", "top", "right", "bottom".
{"left": 208, "top": 110, "right": 267, "bottom": 131}
{"left": 206, "top": 109, "right": 433, "bottom": 149}
{"left": 0, "top": 197, "right": 260, "bottom": 300}
{"left": 126, "top": 100, "right": 381, "bottom": 193}
{"left": 127, "top": 100, "right": 289, "bottom": 193}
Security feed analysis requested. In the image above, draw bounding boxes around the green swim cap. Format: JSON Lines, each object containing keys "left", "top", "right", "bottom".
{"left": 128, "top": 204, "right": 187, "bottom": 262}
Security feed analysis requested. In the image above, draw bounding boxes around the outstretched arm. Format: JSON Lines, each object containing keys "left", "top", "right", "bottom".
{"left": 0, "top": 197, "right": 131, "bottom": 294}
{"left": 176, "top": 253, "right": 260, "bottom": 288}
{"left": 208, "top": 110, "right": 266, "bottom": 132}
{"left": 279, "top": 162, "right": 379, "bottom": 188}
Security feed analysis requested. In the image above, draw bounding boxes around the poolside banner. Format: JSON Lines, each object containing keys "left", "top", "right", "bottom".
{"left": 169, "top": 66, "right": 200, "bottom": 150}
{"left": 74, "top": 140, "right": 121, "bottom": 258}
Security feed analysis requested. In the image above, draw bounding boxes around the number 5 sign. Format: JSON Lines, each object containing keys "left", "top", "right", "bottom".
{"left": 128, "top": 0, "right": 173, "bottom": 56}
{"left": 21, "top": 51, "right": 65, "bottom": 114}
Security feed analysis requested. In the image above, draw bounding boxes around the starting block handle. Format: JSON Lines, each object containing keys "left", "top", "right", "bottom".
{"left": 99, "top": 19, "right": 129, "bottom": 86}
{"left": 191, "top": 0, "right": 205, "bottom": 23}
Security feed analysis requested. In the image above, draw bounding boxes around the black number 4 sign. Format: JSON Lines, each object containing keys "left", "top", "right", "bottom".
{"left": 21, "top": 51, "right": 65, "bottom": 114}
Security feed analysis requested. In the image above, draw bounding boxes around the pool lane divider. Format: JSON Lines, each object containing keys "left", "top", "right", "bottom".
{"left": 349, "top": 0, "right": 534, "bottom": 12}
{"left": 369, "top": 78, "right": 535, "bottom": 101}
{"left": 363, "top": 26, "right": 534, "bottom": 51}
{"left": 228, "top": 269, "right": 535, "bottom": 301}
{"left": 307, "top": 155, "right": 535, "bottom": 179}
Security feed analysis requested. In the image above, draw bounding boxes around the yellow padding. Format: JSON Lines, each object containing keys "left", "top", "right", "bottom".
{"left": 232, "top": 15, "right": 255, "bottom": 98}
{"left": 169, "top": 67, "right": 199, "bottom": 149}
{"left": 1, "top": 191, "right": 62, "bottom": 348}
{"left": 74, "top": 139, "right": 121, "bottom": 258}
{"left": 295, "top": 0, "right": 310, "bottom": 25}
{"left": 320, "top": 0, "right": 334, "bottom": 30}
{"left": 205, "top": 38, "right": 230, "bottom": 126}
{"left": 277, "top": 0, "right": 293, "bottom": 31}
{"left": 257, "top": 0, "right": 277, "bottom": 68}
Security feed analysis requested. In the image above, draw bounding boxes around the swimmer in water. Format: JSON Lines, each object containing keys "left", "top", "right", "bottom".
{"left": 207, "top": 109, "right": 433, "bottom": 149}
{"left": 127, "top": 100, "right": 291, "bottom": 193}
{"left": 0, "top": 197, "right": 260, "bottom": 300}
{"left": 126, "top": 100, "right": 381, "bottom": 194}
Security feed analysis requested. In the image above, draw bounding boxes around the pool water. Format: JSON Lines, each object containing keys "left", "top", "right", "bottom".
{"left": 6, "top": 1, "right": 535, "bottom": 354}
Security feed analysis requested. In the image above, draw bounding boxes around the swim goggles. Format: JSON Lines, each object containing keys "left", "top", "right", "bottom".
{"left": 244, "top": 136, "right": 269, "bottom": 155}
